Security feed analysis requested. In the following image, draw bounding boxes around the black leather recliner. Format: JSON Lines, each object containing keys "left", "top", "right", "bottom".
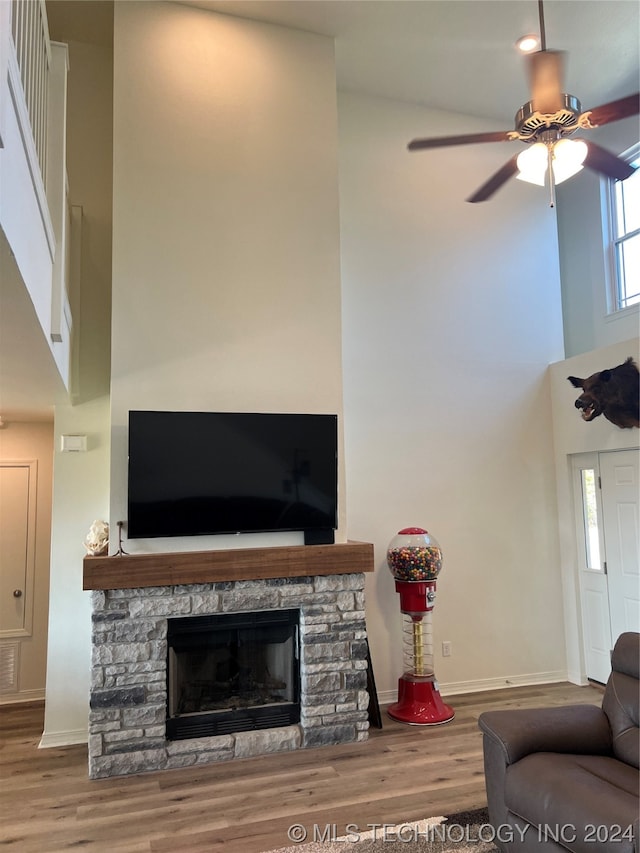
{"left": 478, "top": 632, "right": 639, "bottom": 852}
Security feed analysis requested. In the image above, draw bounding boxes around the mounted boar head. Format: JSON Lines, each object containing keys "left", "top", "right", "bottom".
{"left": 568, "top": 357, "right": 639, "bottom": 429}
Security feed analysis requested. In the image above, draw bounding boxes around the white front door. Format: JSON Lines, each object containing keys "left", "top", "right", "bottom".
{"left": 572, "top": 449, "right": 639, "bottom": 684}
{"left": 599, "top": 449, "right": 640, "bottom": 642}
{"left": 572, "top": 454, "right": 611, "bottom": 683}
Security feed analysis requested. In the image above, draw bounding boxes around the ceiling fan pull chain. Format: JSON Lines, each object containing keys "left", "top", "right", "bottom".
{"left": 548, "top": 146, "right": 556, "bottom": 208}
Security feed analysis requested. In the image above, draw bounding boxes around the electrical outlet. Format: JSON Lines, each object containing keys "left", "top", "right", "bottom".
{"left": 442, "top": 641, "right": 452, "bottom": 657}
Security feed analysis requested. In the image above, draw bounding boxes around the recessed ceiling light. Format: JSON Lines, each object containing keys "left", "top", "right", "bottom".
{"left": 516, "top": 34, "right": 541, "bottom": 53}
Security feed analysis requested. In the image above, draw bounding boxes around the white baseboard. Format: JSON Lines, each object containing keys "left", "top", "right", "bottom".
{"left": 39, "top": 729, "right": 88, "bottom": 748}
{"left": 34, "top": 672, "right": 569, "bottom": 745}
{"left": 567, "top": 670, "right": 589, "bottom": 686}
{"left": 377, "top": 670, "right": 568, "bottom": 705}
{"left": 0, "top": 689, "right": 45, "bottom": 705}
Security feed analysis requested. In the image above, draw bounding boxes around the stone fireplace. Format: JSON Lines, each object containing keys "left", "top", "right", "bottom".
{"left": 85, "top": 542, "right": 374, "bottom": 779}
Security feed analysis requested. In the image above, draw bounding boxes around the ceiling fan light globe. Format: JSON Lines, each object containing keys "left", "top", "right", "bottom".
{"left": 552, "top": 138, "right": 588, "bottom": 184}
{"left": 516, "top": 142, "right": 548, "bottom": 185}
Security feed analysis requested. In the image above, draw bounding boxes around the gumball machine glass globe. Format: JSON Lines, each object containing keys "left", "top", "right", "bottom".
{"left": 387, "top": 527, "right": 443, "bottom": 582}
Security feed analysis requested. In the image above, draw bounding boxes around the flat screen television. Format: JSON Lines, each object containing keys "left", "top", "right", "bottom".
{"left": 127, "top": 411, "right": 338, "bottom": 539}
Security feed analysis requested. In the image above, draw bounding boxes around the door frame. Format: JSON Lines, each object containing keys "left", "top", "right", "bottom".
{"left": 570, "top": 452, "right": 612, "bottom": 682}
{"left": 569, "top": 448, "right": 639, "bottom": 683}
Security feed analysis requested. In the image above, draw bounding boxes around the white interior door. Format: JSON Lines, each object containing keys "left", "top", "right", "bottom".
{"left": 0, "top": 461, "right": 39, "bottom": 698}
{"left": 0, "top": 465, "right": 32, "bottom": 635}
{"left": 599, "top": 449, "right": 640, "bottom": 642}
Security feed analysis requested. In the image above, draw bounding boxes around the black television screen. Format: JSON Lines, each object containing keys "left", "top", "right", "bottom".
{"left": 127, "top": 411, "right": 338, "bottom": 539}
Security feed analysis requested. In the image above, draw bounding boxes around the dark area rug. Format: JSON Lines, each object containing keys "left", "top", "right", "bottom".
{"left": 264, "top": 807, "right": 500, "bottom": 853}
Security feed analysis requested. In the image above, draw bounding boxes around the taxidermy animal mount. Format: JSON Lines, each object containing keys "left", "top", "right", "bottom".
{"left": 568, "top": 357, "right": 639, "bottom": 429}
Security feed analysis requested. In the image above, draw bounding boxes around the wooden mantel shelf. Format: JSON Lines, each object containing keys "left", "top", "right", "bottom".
{"left": 83, "top": 540, "right": 375, "bottom": 590}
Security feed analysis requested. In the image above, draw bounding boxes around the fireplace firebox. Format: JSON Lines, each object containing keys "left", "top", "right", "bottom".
{"left": 166, "top": 609, "right": 300, "bottom": 740}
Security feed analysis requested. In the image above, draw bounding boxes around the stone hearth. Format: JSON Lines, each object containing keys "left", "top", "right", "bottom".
{"left": 89, "top": 572, "right": 369, "bottom": 778}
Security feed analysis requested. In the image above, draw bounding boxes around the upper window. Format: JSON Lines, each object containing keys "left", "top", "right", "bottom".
{"left": 608, "top": 144, "right": 640, "bottom": 312}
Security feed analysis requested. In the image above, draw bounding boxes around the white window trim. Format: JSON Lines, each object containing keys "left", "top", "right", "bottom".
{"left": 602, "top": 142, "right": 640, "bottom": 317}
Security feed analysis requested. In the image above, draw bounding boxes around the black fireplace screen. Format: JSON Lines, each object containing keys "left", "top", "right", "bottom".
{"left": 166, "top": 609, "right": 300, "bottom": 740}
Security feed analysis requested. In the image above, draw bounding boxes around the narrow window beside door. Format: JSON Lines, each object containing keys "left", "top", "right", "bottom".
{"left": 580, "top": 469, "right": 602, "bottom": 571}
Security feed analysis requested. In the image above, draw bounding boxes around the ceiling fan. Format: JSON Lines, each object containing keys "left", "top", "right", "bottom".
{"left": 407, "top": 0, "right": 639, "bottom": 204}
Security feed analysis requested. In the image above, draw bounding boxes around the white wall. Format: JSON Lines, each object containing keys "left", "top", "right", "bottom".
{"left": 63, "top": 39, "right": 113, "bottom": 404}
{"left": 550, "top": 338, "right": 640, "bottom": 683}
{"left": 41, "top": 17, "right": 113, "bottom": 746}
{"left": 41, "top": 397, "right": 110, "bottom": 746}
{"left": 107, "top": 3, "right": 570, "bottom": 708}
{"left": 556, "top": 116, "right": 639, "bottom": 357}
{"left": 109, "top": 2, "right": 345, "bottom": 553}
{"left": 42, "top": 0, "right": 627, "bottom": 741}
{"left": 338, "top": 92, "right": 567, "bottom": 698}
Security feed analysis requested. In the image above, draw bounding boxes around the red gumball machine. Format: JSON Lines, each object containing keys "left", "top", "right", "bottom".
{"left": 387, "top": 527, "right": 454, "bottom": 725}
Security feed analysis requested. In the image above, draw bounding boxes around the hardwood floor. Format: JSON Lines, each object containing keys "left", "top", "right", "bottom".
{"left": 0, "top": 683, "right": 602, "bottom": 853}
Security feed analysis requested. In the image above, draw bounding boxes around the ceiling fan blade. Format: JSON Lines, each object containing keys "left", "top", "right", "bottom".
{"left": 408, "top": 131, "right": 512, "bottom": 151}
{"left": 528, "top": 50, "right": 565, "bottom": 114}
{"left": 586, "top": 93, "right": 640, "bottom": 128}
{"left": 583, "top": 141, "right": 636, "bottom": 181}
{"left": 466, "top": 155, "right": 520, "bottom": 203}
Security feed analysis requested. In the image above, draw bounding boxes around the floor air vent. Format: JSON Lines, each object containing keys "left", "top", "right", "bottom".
{"left": 0, "top": 643, "right": 19, "bottom": 694}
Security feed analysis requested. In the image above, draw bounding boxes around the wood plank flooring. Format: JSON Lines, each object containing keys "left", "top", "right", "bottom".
{"left": 0, "top": 683, "right": 602, "bottom": 853}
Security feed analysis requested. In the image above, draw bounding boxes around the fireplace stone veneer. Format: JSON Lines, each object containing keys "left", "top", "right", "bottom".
{"left": 89, "top": 573, "right": 369, "bottom": 779}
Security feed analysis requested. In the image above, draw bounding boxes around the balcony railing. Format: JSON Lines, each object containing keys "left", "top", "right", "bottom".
{"left": 11, "top": 0, "right": 51, "bottom": 185}
{"left": 1, "top": 0, "right": 74, "bottom": 393}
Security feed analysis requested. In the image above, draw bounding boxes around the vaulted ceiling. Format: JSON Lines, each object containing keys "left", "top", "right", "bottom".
{"left": 183, "top": 0, "right": 640, "bottom": 125}
{"left": 2, "top": 0, "right": 638, "bottom": 422}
